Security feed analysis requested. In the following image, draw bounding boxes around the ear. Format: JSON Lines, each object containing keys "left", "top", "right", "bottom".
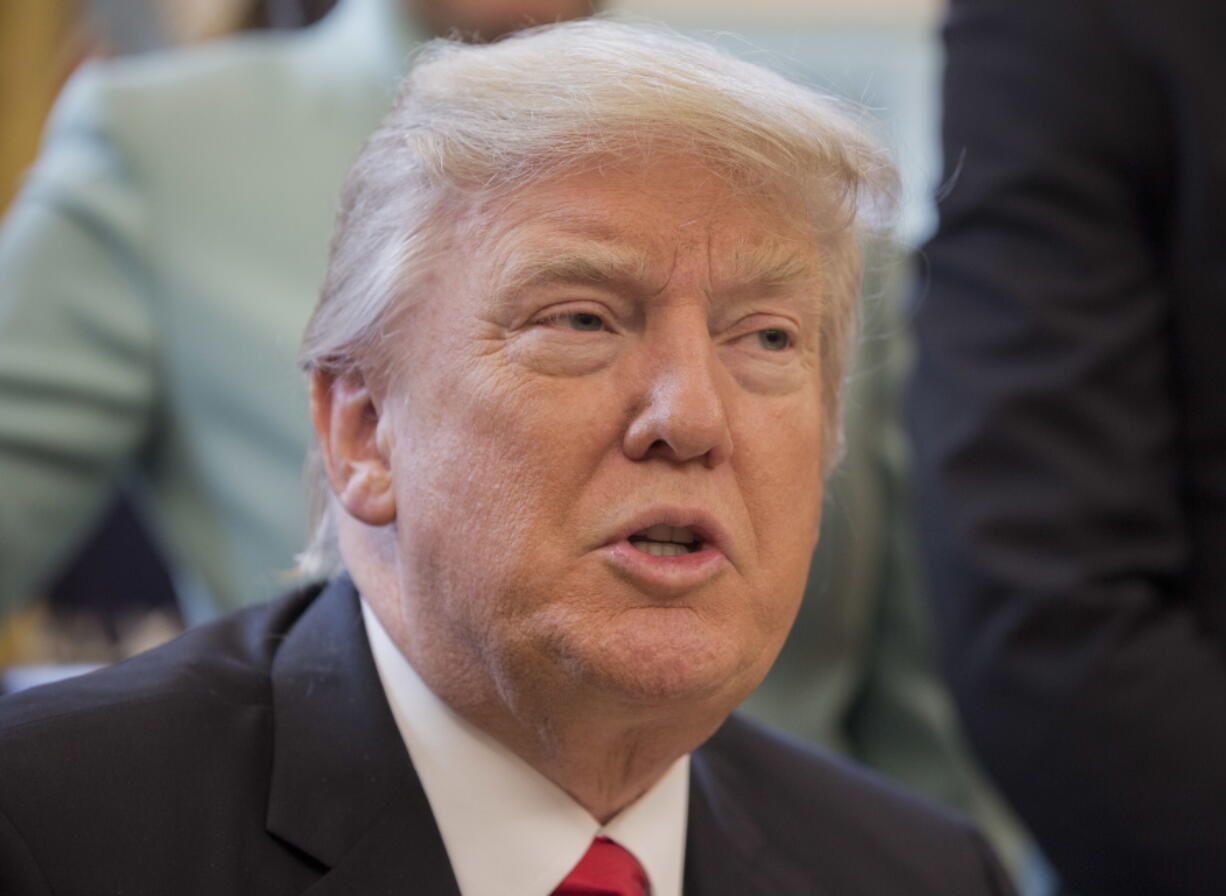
{"left": 309, "top": 367, "right": 397, "bottom": 527}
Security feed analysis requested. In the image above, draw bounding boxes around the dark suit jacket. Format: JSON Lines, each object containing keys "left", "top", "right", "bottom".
{"left": 0, "top": 578, "right": 1011, "bottom": 895}
{"left": 910, "top": 0, "right": 1226, "bottom": 891}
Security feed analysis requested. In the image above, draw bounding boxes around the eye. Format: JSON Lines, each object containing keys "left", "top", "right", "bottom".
{"left": 756, "top": 328, "right": 792, "bottom": 351}
{"left": 537, "top": 311, "right": 608, "bottom": 332}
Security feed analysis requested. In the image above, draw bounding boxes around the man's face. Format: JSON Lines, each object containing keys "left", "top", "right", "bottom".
{"left": 377, "top": 159, "right": 830, "bottom": 727}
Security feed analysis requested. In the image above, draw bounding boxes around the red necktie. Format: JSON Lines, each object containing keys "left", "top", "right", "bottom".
{"left": 551, "top": 836, "right": 649, "bottom": 896}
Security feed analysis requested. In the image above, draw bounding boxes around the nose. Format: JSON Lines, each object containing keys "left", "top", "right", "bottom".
{"left": 622, "top": 312, "right": 734, "bottom": 468}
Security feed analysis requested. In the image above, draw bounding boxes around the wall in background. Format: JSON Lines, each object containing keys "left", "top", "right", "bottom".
{"left": 618, "top": 0, "right": 940, "bottom": 26}
{"left": 0, "top": 2, "right": 81, "bottom": 211}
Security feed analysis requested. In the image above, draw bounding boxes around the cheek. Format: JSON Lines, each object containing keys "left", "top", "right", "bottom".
{"left": 737, "top": 398, "right": 826, "bottom": 593}
{"left": 390, "top": 358, "right": 623, "bottom": 590}
{"left": 395, "top": 391, "right": 539, "bottom": 559}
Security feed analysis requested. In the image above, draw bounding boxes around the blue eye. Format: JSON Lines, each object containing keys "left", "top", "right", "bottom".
{"left": 757, "top": 329, "right": 791, "bottom": 351}
{"left": 567, "top": 312, "right": 605, "bottom": 331}
{"left": 540, "top": 311, "right": 606, "bottom": 332}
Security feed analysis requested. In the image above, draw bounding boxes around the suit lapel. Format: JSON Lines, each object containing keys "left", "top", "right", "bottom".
{"left": 266, "top": 577, "right": 461, "bottom": 895}
{"left": 686, "top": 724, "right": 831, "bottom": 896}
{"left": 684, "top": 749, "right": 763, "bottom": 896}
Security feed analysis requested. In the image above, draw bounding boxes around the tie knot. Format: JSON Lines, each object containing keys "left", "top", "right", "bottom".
{"left": 552, "top": 836, "right": 649, "bottom": 896}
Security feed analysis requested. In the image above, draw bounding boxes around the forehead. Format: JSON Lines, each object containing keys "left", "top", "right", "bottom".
{"left": 466, "top": 160, "right": 824, "bottom": 297}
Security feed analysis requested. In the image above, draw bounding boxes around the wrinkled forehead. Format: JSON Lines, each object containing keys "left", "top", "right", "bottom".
{"left": 457, "top": 158, "right": 830, "bottom": 300}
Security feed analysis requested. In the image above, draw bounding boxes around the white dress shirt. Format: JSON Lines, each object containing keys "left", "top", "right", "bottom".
{"left": 361, "top": 601, "right": 690, "bottom": 896}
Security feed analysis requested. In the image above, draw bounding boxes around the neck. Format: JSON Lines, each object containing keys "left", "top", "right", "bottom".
{"left": 431, "top": 674, "right": 727, "bottom": 822}
{"left": 504, "top": 709, "right": 719, "bottom": 823}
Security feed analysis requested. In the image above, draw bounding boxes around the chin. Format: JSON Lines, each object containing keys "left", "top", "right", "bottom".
{"left": 561, "top": 611, "right": 768, "bottom": 711}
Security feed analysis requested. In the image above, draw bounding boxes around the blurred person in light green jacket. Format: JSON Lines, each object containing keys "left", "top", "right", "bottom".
{"left": 0, "top": 0, "right": 1023, "bottom": 873}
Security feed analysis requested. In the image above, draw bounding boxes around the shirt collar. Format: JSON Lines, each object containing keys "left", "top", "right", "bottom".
{"left": 362, "top": 600, "right": 689, "bottom": 896}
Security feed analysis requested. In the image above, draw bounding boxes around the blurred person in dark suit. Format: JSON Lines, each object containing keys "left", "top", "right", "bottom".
{"left": 0, "top": 23, "right": 1015, "bottom": 895}
{"left": 910, "top": 0, "right": 1226, "bottom": 891}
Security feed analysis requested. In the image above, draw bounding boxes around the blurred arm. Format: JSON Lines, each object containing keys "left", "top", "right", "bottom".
{"left": 0, "top": 65, "right": 156, "bottom": 617}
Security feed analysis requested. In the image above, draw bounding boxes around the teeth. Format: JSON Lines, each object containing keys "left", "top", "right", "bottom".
{"left": 635, "top": 541, "right": 689, "bottom": 557}
{"left": 639, "top": 524, "right": 697, "bottom": 544}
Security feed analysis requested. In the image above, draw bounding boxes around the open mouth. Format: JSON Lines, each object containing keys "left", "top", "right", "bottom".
{"left": 627, "top": 524, "right": 703, "bottom": 557}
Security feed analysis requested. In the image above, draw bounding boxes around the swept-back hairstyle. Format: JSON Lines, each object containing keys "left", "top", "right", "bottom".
{"left": 297, "top": 18, "right": 897, "bottom": 578}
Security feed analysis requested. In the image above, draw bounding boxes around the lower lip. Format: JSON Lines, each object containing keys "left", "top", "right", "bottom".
{"left": 600, "top": 539, "right": 727, "bottom": 596}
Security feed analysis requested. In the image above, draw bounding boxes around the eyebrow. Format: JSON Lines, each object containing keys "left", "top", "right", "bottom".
{"left": 487, "top": 212, "right": 826, "bottom": 313}
{"left": 492, "top": 242, "right": 660, "bottom": 302}
{"left": 721, "top": 239, "right": 824, "bottom": 294}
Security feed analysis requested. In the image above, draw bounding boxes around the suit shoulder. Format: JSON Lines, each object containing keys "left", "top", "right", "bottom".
{"left": 40, "top": 27, "right": 328, "bottom": 172}
{"left": 0, "top": 584, "right": 319, "bottom": 739}
{"left": 0, "top": 583, "right": 343, "bottom": 895}
{"left": 67, "top": 27, "right": 312, "bottom": 108}
{"left": 708, "top": 713, "right": 962, "bottom": 821}
{"left": 698, "top": 714, "right": 1013, "bottom": 894}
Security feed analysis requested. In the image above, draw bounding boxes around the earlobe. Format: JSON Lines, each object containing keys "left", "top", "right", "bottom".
{"left": 309, "top": 368, "right": 397, "bottom": 527}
